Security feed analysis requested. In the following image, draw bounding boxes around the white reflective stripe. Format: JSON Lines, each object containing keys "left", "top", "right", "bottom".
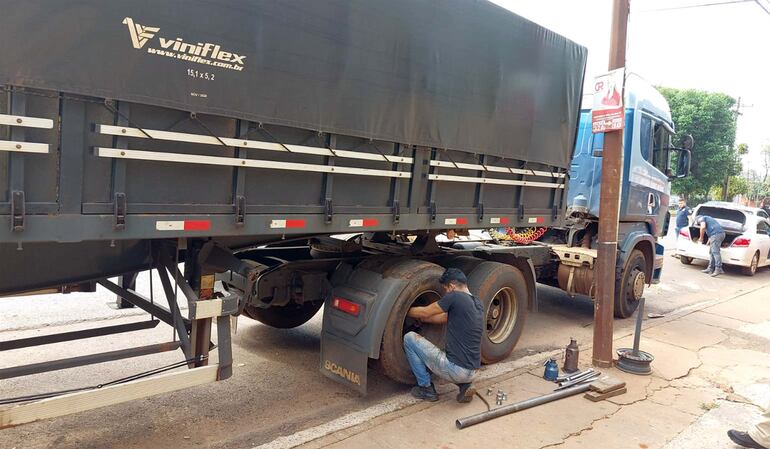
{"left": 491, "top": 217, "right": 501, "bottom": 224}
{"left": 528, "top": 217, "right": 538, "bottom": 224}
{"left": 444, "top": 218, "right": 457, "bottom": 225}
{"left": 0, "top": 140, "right": 49, "bottom": 154}
{"left": 96, "top": 148, "right": 412, "bottom": 179}
{"left": 349, "top": 219, "right": 364, "bottom": 227}
{"left": 156, "top": 221, "right": 185, "bottom": 231}
{"left": 428, "top": 174, "right": 564, "bottom": 189}
{"left": 0, "top": 114, "right": 54, "bottom": 129}
{"left": 96, "top": 125, "right": 413, "bottom": 164}
{"left": 429, "top": 160, "right": 565, "bottom": 178}
{"left": 270, "top": 220, "right": 286, "bottom": 229}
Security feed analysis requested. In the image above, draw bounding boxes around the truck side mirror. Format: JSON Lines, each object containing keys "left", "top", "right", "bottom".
{"left": 675, "top": 149, "right": 691, "bottom": 179}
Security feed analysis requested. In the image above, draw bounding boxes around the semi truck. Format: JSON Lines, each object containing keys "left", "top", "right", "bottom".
{"left": 0, "top": 0, "right": 690, "bottom": 426}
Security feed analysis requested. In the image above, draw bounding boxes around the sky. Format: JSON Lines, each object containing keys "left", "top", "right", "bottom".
{"left": 492, "top": 0, "right": 770, "bottom": 171}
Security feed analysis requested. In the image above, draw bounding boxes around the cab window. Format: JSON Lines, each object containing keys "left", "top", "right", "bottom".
{"left": 651, "top": 122, "right": 672, "bottom": 174}
{"left": 639, "top": 116, "right": 652, "bottom": 162}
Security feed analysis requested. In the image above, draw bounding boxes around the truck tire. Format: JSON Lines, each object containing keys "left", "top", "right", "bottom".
{"left": 467, "top": 262, "right": 529, "bottom": 364}
{"left": 679, "top": 256, "right": 693, "bottom": 265}
{"left": 242, "top": 301, "right": 323, "bottom": 329}
{"left": 377, "top": 259, "right": 446, "bottom": 384}
{"left": 614, "top": 249, "right": 646, "bottom": 318}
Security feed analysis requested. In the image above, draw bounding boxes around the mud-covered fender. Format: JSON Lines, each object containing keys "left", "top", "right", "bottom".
{"left": 618, "top": 231, "right": 655, "bottom": 282}
{"left": 319, "top": 266, "right": 409, "bottom": 394}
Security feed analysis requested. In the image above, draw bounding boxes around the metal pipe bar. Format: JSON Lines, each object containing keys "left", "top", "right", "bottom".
{"left": 154, "top": 265, "right": 193, "bottom": 359}
{"left": 96, "top": 279, "right": 190, "bottom": 331}
{"left": 0, "top": 341, "right": 181, "bottom": 380}
{"left": 632, "top": 297, "right": 645, "bottom": 354}
{"left": 456, "top": 383, "right": 593, "bottom": 429}
{"left": 0, "top": 320, "right": 159, "bottom": 352}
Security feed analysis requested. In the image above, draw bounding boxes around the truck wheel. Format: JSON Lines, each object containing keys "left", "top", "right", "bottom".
{"left": 242, "top": 301, "right": 323, "bottom": 329}
{"left": 378, "top": 259, "right": 445, "bottom": 384}
{"left": 741, "top": 252, "right": 759, "bottom": 276}
{"left": 467, "top": 262, "right": 529, "bottom": 364}
{"left": 680, "top": 256, "right": 693, "bottom": 265}
{"left": 614, "top": 249, "right": 646, "bottom": 318}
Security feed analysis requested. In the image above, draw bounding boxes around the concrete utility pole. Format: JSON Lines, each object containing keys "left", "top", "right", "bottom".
{"left": 592, "top": 0, "right": 630, "bottom": 368}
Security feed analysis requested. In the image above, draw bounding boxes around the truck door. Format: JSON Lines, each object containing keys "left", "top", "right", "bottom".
{"left": 622, "top": 111, "right": 672, "bottom": 236}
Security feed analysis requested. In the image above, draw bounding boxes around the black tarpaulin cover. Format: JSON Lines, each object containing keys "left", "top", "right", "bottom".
{"left": 0, "top": 0, "right": 587, "bottom": 168}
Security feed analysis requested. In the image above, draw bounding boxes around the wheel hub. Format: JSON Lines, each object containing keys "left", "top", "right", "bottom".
{"left": 631, "top": 270, "right": 645, "bottom": 300}
{"left": 486, "top": 287, "right": 518, "bottom": 344}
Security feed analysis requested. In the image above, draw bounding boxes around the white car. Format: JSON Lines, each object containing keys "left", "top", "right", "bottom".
{"left": 676, "top": 204, "right": 770, "bottom": 276}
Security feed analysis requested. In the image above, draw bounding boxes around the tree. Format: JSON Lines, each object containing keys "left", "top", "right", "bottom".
{"left": 711, "top": 175, "right": 748, "bottom": 200}
{"left": 657, "top": 88, "right": 738, "bottom": 200}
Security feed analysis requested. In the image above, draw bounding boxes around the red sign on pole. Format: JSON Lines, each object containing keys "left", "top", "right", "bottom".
{"left": 591, "top": 68, "right": 625, "bottom": 133}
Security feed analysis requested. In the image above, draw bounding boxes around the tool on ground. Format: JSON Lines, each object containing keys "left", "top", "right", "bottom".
{"left": 559, "top": 370, "right": 601, "bottom": 387}
{"left": 555, "top": 368, "right": 594, "bottom": 383}
{"left": 456, "top": 375, "right": 627, "bottom": 429}
{"left": 457, "top": 382, "right": 593, "bottom": 429}
{"left": 616, "top": 297, "right": 654, "bottom": 375}
{"left": 486, "top": 387, "right": 493, "bottom": 396}
{"left": 554, "top": 371, "right": 601, "bottom": 390}
{"left": 563, "top": 338, "right": 579, "bottom": 373}
{"left": 543, "top": 358, "right": 559, "bottom": 381}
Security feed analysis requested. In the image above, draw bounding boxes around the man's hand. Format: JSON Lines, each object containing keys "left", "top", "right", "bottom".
{"left": 407, "top": 302, "right": 446, "bottom": 321}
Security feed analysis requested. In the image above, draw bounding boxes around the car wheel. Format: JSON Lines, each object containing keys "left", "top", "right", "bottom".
{"left": 680, "top": 256, "right": 693, "bottom": 265}
{"left": 741, "top": 252, "right": 759, "bottom": 276}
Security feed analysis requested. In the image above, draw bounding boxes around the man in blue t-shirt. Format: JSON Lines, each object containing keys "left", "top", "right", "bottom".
{"left": 675, "top": 199, "right": 691, "bottom": 237}
{"left": 404, "top": 268, "right": 483, "bottom": 403}
{"left": 696, "top": 215, "right": 726, "bottom": 277}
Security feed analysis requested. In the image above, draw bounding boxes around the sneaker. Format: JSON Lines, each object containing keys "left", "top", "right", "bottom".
{"left": 456, "top": 383, "right": 475, "bottom": 403}
{"left": 411, "top": 383, "right": 438, "bottom": 402}
{"left": 727, "top": 430, "right": 768, "bottom": 448}
{"left": 701, "top": 267, "right": 714, "bottom": 274}
{"left": 711, "top": 269, "right": 724, "bottom": 277}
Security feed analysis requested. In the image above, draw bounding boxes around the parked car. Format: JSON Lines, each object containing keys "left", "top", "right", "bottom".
{"left": 698, "top": 201, "right": 770, "bottom": 220}
{"left": 676, "top": 203, "right": 770, "bottom": 276}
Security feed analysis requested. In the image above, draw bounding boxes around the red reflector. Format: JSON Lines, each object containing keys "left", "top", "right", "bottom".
{"left": 332, "top": 297, "right": 360, "bottom": 316}
{"left": 184, "top": 220, "right": 211, "bottom": 231}
{"left": 285, "top": 219, "right": 306, "bottom": 229}
{"left": 456, "top": 217, "right": 468, "bottom": 225}
{"left": 732, "top": 237, "right": 751, "bottom": 247}
{"left": 500, "top": 217, "right": 510, "bottom": 225}
{"left": 679, "top": 228, "right": 689, "bottom": 237}
{"left": 362, "top": 218, "right": 379, "bottom": 227}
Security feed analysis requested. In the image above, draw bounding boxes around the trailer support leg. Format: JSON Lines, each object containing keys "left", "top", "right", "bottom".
{"left": 115, "top": 272, "right": 138, "bottom": 309}
{"left": 185, "top": 240, "right": 213, "bottom": 368}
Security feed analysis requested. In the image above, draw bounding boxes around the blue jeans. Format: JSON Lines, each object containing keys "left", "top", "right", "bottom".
{"left": 708, "top": 232, "right": 725, "bottom": 270}
{"left": 403, "top": 331, "right": 477, "bottom": 387}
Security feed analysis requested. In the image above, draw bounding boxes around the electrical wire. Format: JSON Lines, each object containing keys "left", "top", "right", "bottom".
{"left": 0, "top": 357, "right": 205, "bottom": 405}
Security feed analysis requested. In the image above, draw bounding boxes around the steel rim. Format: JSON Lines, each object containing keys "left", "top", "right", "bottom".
{"left": 487, "top": 287, "right": 518, "bottom": 344}
{"left": 631, "top": 269, "right": 646, "bottom": 300}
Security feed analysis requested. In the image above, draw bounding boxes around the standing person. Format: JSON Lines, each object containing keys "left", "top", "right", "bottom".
{"left": 728, "top": 406, "right": 770, "bottom": 448}
{"left": 675, "top": 198, "right": 691, "bottom": 237}
{"left": 403, "top": 268, "right": 483, "bottom": 403}
{"left": 696, "top": 215, "right": 726, "bottom": 277}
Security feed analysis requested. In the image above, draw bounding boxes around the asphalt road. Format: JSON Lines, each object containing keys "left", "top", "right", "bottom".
{"left": 1, "top": 252, "right": 768, "bottom": 449}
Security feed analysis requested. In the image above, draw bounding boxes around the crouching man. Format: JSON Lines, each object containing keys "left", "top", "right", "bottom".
{"left": 403, "top": 268, "right": 483, "bottom": 403}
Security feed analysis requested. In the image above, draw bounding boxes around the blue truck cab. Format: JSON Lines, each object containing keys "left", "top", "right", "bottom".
{"left": 555, "top": 74, "right": 691, "bottom": 317}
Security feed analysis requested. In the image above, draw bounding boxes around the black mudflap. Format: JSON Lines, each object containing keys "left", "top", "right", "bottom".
{"left": 320, "top": 331, "right": 368, "bottom": 395}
